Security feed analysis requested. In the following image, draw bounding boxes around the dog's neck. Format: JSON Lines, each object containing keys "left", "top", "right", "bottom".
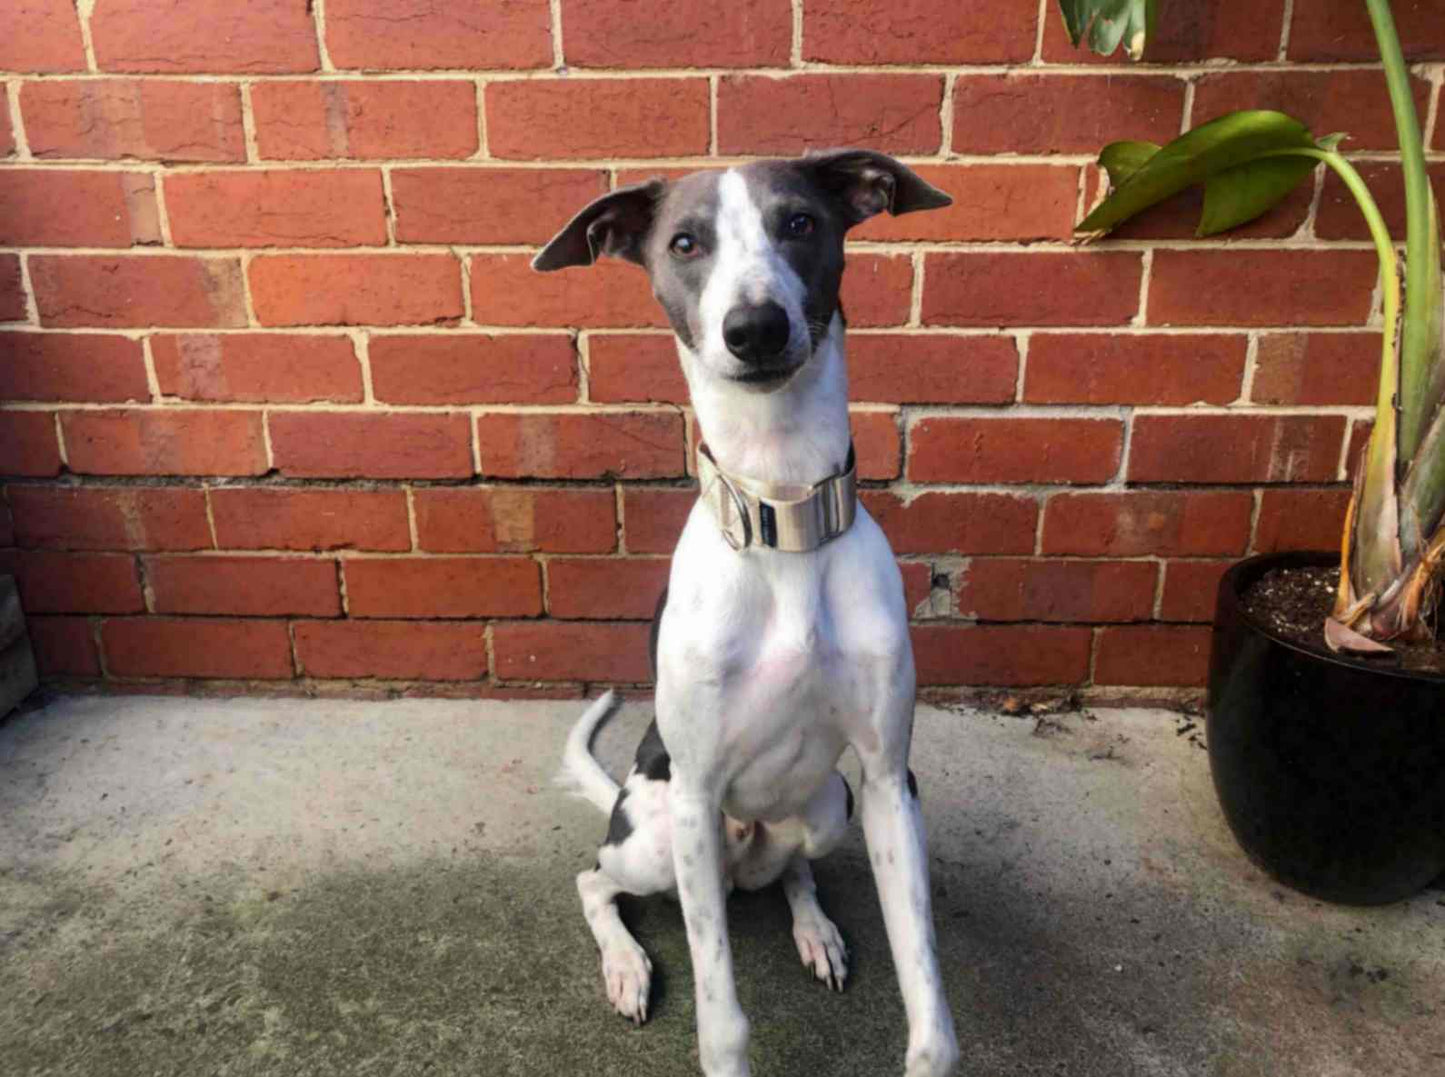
{"left": 680, "top": 314, "right": 851, "bottom": 488}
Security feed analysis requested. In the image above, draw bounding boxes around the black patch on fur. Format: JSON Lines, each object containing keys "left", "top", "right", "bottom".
{"left": 603, "top": 785, "right": 633, "bottom": 847}
{"left": 634, "top": 721, "right": 672, "bottom": 782}
{"left": 907, "top": 769, "right": 919, "bottom": 800}
{"left": 642, "top": 172, "right": 721, "bottom": 349}
{"left": 841, "top": 774, "right": 855, "bottom": 821}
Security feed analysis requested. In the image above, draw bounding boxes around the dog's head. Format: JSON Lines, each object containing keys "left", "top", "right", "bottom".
{"left": 533, "top": 151, "right": 950, "bottom": 392}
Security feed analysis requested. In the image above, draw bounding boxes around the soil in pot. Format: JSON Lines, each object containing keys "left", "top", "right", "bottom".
{"left": 1241, "top": 564, "right": 1444, "bottom": 675}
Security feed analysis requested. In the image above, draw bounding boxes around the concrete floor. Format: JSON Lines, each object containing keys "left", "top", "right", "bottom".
{"left": 1, "top": 695, "right": 1441, "bottom": 1077}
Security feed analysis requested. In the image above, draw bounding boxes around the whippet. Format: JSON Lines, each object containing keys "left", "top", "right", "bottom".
{"left": 541, "top": 150, "right": 959, "bottom": 1077}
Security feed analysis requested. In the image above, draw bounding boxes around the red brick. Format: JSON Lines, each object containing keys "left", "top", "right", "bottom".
{"left": 912, "top": 624, "right": 1092, "bottom": 686}
{"left": 908, "top": 417, "right": 1123, "bottom": 485}
{"left": 1253, "top": 487, "right": 1351, "bottom": 554}
{"left": 1094, "top": 625, "right": 1212, "bottom": 687}
{"left": 369, "top": 334, "right": 577, "bottom": 406}
{"left": 0, "top": 332, "right": 149, "bottom": 403}
{"left": 861, "top": 491, "right": 1038, "bottom": 555}
{"left": 1025, "top": 333, "right": 1246, "bottom": 406}
{"left": 489, "top": 79, "right": 710, "bottom": 160}
{"left": 806, "top": 0, "right": 1036, "bottom": 63}
{"left": 0, "top": 89, "right": 12, "bottom": 156}
{"left": 146, "top": 555, "right": 341, "bottom": 616}
{"left": 1149, "top": 251, "right": 1379, "bottom": 328}
{"left": 900, "top": 561, "right": 933, "bottom": 616}
{"left": 0, "top": 0, "right": 86, "bottom": 73}
{"left": 841, "top": 254, "right": 915, "bottom": 329}
{"left": 325, "top": 0, "right": 551, "bottom": 70}
{"left": 588, "top": 334, "right": 688, "bottom": 404}
{"left": 250, "top": 81, "right": 478, "bottom": 161}
{"left": 0, "top": 255, "right": 26, "bottom": 321}
{"left": 1041, "top": 0, "right": 1286, "bottom": 62}
{"left": 7, "top": 485, "right": 210, "bottom": 551}
{"left": 0, "top": 549, "right": 143, "bottom": 613}
{"left": 393, "top": 168, "right": 605, "bottom": 245}
{"left": 92, "top": 0, "right": 319, "bottom": 73}
{"left": 476, "top": 411, "right": 683, "bottom": 479}
{"left": 22, "top": 80, "right": 245, "bottom": 163}
{"left": 416, "top": 487, "right": 616, "bottom": 554}
{"left": 1129, "top": 414, "right": 1346, "bottom": 484}
{"left": 493, "top": 621, "right": 652, "bottom": 682}
{"left": 249, "top": 255, "right": 463, "bottom": 327}
{"left": 567, "top": 0, "right": 791, "bottom": 67}
{"left": 547, "top": 557, "right": 671, "bottom": 619}
{"left": 851, "top": 410, "right": 900, "bottom": 481}
{"left": 165, "top": 170, "right": 387, "bottom": 249}
{"left": 26, "top": 616, "right": 100, "bottom": 677}
{"left": 1191, "top": 70, "right": 1432, "bottom": 153}
{"left": 103, "top": 617, "right": 295, "bottom": 678}
{"left": 295, "top": 619, "right": 488, "bottom": 680}
{"left": 62, "top": 409, "right": 268, "bottom": 477}
{"left": 344, "top": 556, "right": 541, "bottom": 618}
{"left": 269, "top": 412, "right": 472, "bottom": 479}
{"left": 1080, "top": 160, "right": 1313, "bottom": 242}
{"left": 471, "top": 254, "right": 660, "bottom": 329}
{"left": 1159, "top": 560, "right": 1233, "bottom": 623}
{"left": 1042, "top": 491, "right": 1254, "bottom": 557}
{"left": 30, "top": 256, "right": 247, "bottom": 329}
{"left": 854, "top": 165, "right": 1077, "bottom": 243}
{"left": 0, "top": 412, "right": 62, "bottom": 477}
{"left": 151, "top": 334, "right": 363, "bottom": 404}
{"left": 1287, "top": 0, "right": 1445, "bottom": 61}
{"left": 1251, "top": 333, "right": 1379, "bottom": 407}
{"left": 622, "top": 487, "right": 696, "bottom": 554}
{"left": 719, "top": 74, "right": 944, "bottom": 155}
{"left": 0, "top": 170, "right": 161, "bottom": 247}
{"left": 210, "top": 488, "right": 411, "bottom": 552}
{"left": 1315, "top": 161, "right": 1445, "bottom": 241}
{"left": 957, "top": 558, "right": 1157, "bottom": 624}
{"left": 952, "top": 75, "right": 1185, "bottom": 155}
{"left": 923, "top": 252, "right": 1142, "bottom": 328}
{"left": 847, "top": 334, "right": 1018, "bottom": 405}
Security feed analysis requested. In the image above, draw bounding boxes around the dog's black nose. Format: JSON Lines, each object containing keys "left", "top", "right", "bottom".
{"left": 723, "top": 302, "right": 791, "bottom": 364}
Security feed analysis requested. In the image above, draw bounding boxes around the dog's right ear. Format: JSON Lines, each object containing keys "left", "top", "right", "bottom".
{"left": 532, "top": 180, "right": 665, "bottom": 272}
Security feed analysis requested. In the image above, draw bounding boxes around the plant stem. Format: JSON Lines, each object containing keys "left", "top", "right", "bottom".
{"left": 1366, "top": 0, "right": 1434, "bottom": 458}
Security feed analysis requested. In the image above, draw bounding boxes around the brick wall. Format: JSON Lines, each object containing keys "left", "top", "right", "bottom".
{"left": 1, "top": 0, "right": 1442, "bottom": 700}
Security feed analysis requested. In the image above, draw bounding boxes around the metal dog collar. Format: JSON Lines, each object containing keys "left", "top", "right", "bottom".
{"left": 696, "top": 442, "right": 857, "bottom": 553}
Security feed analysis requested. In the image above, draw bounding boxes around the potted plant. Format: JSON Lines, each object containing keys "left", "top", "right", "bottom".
{"left": 1061, "top": 0, "right": 1445, "bottom": 903}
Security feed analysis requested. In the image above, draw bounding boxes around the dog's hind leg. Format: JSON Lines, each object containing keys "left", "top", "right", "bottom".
{"left": 782, "top": 856, "right": 848, "bottom": 991}
{"left": 577, "top": 866, "right": 653, "bottom": 1025}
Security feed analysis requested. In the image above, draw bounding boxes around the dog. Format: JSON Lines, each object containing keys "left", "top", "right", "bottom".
{"left": 541, "top": 150, "right": 959, "bottom": 1077}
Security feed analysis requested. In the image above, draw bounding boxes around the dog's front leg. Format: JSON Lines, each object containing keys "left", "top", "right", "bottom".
{"left": 671, "top": 778, "right": 751, "bottom": 1077}
{"left": 860, "top": 765, "right": 959, "bottom": 1077}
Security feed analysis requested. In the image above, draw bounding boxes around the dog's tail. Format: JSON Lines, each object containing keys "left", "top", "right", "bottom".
{"left": 557, "top": 689, "right": 623, "bottom": 814}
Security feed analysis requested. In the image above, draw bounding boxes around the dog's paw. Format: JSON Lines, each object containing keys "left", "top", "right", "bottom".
{"left": 601, "top": 941, "right": 653, "bottom": 1025}
{"left": 792, "top": 914, "right": 848, "bottom": 992}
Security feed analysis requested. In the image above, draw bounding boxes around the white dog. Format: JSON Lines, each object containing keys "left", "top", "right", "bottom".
{"left": 544, "top": 150, "right": 959, "bottom": 1077}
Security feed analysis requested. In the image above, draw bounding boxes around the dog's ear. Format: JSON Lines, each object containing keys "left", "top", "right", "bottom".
{"left": 805, "top": 149, "right": 951, "bottom": 227}
{"left": 532, "top": 180, "right": 665, "bottom": 272}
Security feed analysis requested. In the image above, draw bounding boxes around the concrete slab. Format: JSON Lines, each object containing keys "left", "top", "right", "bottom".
{"left": 1, "top": 693, "right": 1441, "bottom": 1077}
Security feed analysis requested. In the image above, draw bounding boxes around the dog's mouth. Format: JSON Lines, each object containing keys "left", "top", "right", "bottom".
{"left": 727, "top": 363, "right": 802, "bottom": 387}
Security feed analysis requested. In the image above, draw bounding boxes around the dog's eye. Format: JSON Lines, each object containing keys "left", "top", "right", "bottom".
{"left": 669, "top": 233, "right": 700, "bottom": 258}
{"left": 783, "top": 213, "right": 815, "bottom": 239}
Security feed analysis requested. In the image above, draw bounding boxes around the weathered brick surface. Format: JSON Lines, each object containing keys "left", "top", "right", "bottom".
{"left": 0, "top": 3, "right": 1402, "bottom": 695}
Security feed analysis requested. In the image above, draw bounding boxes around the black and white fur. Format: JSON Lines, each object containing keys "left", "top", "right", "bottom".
{"left": 543, "top": 151, "right": 959, "bottom": 1077}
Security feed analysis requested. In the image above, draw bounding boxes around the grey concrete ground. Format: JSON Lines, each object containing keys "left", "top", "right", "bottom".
{"left": 1, "top": 694, "right": 1441, "bottom": 1077}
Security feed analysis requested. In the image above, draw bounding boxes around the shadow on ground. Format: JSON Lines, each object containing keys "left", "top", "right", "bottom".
{"left": 2, "top": 695, "right": 1442, "bottom": 1076}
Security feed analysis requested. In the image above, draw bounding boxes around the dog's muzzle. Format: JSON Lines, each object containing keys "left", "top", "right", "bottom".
{"left": 696, "top": 443, "right": 857, "bottom": 553}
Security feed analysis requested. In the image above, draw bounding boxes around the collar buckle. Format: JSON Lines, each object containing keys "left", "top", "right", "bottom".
{"left": 696, "top": 443, "right": 858, "bottom": 553}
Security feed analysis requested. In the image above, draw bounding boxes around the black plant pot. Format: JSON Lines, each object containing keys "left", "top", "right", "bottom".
{"left": 1207, "top": 551, "right": 1445, "bottom": 905}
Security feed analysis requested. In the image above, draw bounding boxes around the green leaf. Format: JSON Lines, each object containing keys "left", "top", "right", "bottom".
{"left": 1077, "top": 110, "right": 1320, "bottom": 238}
{"left": 1098, "top": 141, "right": 1160, "bottom": 188}
{"left": 1198, "top": 155, "right": 1318, "bottom": 236}
{"left": 1058, "top": 0, "right": 1155, "bottom": 59}
{"left": 1399, "top": 192, "right": 1445, "bottom": 549}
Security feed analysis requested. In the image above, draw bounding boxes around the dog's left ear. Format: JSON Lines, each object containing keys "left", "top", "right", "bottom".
{"left": 532, "top": 180, "right": 665, "bottom": 272}
{"left": 805, "top": 149, "right": 951, "bottom": 227}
